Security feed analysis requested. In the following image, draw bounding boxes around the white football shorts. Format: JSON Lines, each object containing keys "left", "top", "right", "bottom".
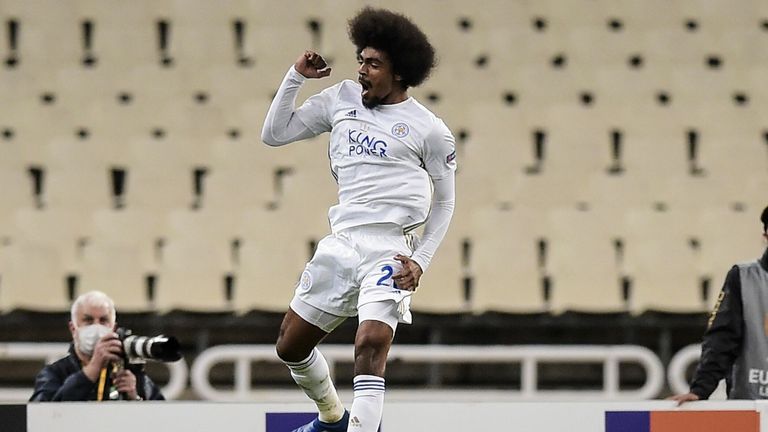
{"left": 290, "top": 223, "right": 419, "bottom": 333}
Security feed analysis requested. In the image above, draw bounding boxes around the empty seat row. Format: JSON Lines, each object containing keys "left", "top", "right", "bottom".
{"left": 417, "top": 205, "right": 765, "bottom": 315}
{"left": 1, "top": 205, "right": 762, "bottom": 315}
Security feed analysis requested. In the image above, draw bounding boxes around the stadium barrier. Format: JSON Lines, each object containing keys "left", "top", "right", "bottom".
{"left": 0, "top": 401, "right": 764, "bottom": 432}
{"left": 0, "top": 343, "right": 713, "bottom": 401}
{"left": 191, "top": 344, "right": 664, "bottom": 400}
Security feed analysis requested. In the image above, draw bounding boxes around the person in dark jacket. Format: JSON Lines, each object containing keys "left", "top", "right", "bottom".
{"left": 30, "top": 291, "right": 164, "bottom": 401}
{"left": 670, "top": 205, "right": 768, "bottom": 403}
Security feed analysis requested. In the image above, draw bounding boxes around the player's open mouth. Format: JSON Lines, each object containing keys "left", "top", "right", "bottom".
{"left": 359, "top": 79, "right": 371, "bottom": 97}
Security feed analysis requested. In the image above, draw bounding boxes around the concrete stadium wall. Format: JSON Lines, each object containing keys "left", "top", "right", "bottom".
{"left": 2, "top": 401, "right": 766, "bottom": 432}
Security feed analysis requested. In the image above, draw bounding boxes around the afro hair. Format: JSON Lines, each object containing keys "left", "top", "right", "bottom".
{"left": 761, "top": 205, "right": 768, "bottom": 233}
{"left": 348, "top": 7, "right": 436, "bottom": 89}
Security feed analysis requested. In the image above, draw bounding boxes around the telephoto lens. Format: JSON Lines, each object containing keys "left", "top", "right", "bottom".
{"left": 117, "top": 328, "right": 182, "bottom": 363}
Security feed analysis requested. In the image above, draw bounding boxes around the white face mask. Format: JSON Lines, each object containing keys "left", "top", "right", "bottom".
{"left": 75, "top": 324, "right": 113, "bottom": 357}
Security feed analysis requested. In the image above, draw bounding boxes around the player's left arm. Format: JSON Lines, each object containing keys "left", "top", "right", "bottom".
{"left": 393, "top": 122, "right": 456, "bottom": 291}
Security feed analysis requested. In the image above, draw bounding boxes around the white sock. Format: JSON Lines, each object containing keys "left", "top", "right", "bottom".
{"left": 348, "top": 375, "right": 385, "bottom": 431}
{"left": 283, "top": 348, "right": 345, "bottom": 423}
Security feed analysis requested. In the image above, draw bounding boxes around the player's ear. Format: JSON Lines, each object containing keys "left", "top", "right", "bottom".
{"left": 393, "top": 74, "right": 407, "bottom": 90}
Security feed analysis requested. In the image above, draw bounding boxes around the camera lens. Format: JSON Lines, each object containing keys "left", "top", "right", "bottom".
{"left": 118, "top": 328, "right": 182, "bottom": 363}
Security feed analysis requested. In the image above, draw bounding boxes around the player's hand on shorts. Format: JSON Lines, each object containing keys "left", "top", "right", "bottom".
{"left": 295, "top": 50, "right": 332, "bottom": 79}
{"left": 667, "top": 392, "right": 700, "bottom": 406}
{"left": 393, "top": 254, "right": 422, "bottom": 292}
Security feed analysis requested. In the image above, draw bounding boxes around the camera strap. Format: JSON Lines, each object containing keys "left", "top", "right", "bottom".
{"left": 96, "top": 367, "right": 108, "bottom": 401}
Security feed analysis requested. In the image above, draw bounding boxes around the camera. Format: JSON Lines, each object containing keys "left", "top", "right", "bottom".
{"left": 116, "top": 327, "right": 182, "bottom": 363}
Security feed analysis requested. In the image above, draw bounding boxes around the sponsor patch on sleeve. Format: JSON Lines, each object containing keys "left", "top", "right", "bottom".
{"left": 446, "top": 150, "right": 456, "bottom": 163}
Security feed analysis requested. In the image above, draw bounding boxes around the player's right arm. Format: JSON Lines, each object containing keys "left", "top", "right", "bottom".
{"left": 669, "top": 266, "right": 743, "bottom": 404}
{"left": 294, "top": 50, "right": 332, "bottom": 79}
{"left": 261, "top": 51, "right": 334, "bottom": 147}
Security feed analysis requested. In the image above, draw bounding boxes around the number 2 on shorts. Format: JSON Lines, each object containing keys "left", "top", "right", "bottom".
{"left": 376, "top": 265, "right": 397, "bottom": 288}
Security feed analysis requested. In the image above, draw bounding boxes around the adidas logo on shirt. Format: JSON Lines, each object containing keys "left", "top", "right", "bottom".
{"left": 345, "top": 109, "right": 357, "bottom": 118}
{"left": 350, "top": 416, "right": 362, "bottom": 428}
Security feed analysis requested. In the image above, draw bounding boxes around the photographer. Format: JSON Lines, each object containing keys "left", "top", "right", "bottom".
{"left": 30, "top": 291, "right": 164, "bottom": 401}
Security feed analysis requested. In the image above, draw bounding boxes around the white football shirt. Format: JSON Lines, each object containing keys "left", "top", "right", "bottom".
{"left": 294, "top": 73, "right": 457, "bottom": 234}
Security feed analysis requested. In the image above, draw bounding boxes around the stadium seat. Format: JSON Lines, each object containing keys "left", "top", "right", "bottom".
{"left": 154, "top": 234, "right": 233, "bottom": 312}
{"left": 151, "top": 207, "right": 241, "bottom": 312}
{"left": 76, "top": 0, "right": 158, "bottom": 71}
{"left": 203, "top": 167, "right": 273, "bottom": 214}
{"left": 208, "top": 115, "right": 274, "bottom": 173}
{"left": 79, "top": 240, "right": 153, "bottom": 313}
{"left": 201, "top": 65, "right": 268, "bottom": 111}
{"left": 44, "top": 166, "right": 113, "bottom": 211}
{"left": 78, "top": 208, "right": 166, "bottom": 312}
{"left": 546, "top": 207, "right": 626, "bottom": 314}
{"left": 622, "top": 116, "right": 690, "bottom": 189}
{"left": 123, "top": 136, "right": 199, "bottom": 211}
{"left": 122, "top": 65, "right": 187, "bottom": 123}
{"left": 172, "top": 3, "right": 238, "bottom": 70}
{"left": 0, "top": 124, "right": 26, "bottom": 170}
{"left": 458, "top": 102, "right": 529, "bottom": 208}
{"left": 3, "top": 190, "right": 84, "bottom": 314}
{"left": 470, "top": 207, "right": 548, "bottom": 314}
{"left": 4, "top": 208, "right": 86, "bottom": 311}
{"left": 696, "top": 207, "right": 766, "bottom": 308}
{"left": 0, "top": 239, "right": 72, "bottom": 312}
{"left": 12, "top": 207, "right": 90, "bottom": 271}
{"left": 579, "top": 172, "right": 657, "bottom": 213}
{"left": 504, "top": 107, "right": 608, "bottom": 210}
{"left": 234, "top": 207, "right": 316, "bottom": 313}
{"left": 622, "top": 209, "right": 706, "bottom": 314}
{"left": 412, "top": 216, "right": 470, "bottom": 314}
{"left": 5, "top": 101, "right": 76, "bottom": 168}
{"left": 0, "top": 168, "right": 35, "bottom": 235}
{"left": 0, "top": 0, "right": 80, "bottom": 74}
{"left": 90, "top": 207, "right": 164, "bottom": 267}
{"left": 165, "top": 207, "right": 240, "bottom": 246}
{"left": 155, "top": 94, "right": 229, "bottom": 151}
{"left": 697, "top": 114, "right": 767, "bottom": 201}
{"left": 274, "top": 166, "right": 338, "bottom": 234}
{"left": 543, "top": 107, "right": 609, "bottom": 176}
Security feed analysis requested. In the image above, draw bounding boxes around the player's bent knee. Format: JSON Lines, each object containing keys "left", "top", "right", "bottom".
{"left": 275, "top": 340, "right": 311, "bottom": 364}
{"left": 355, "top": 325, "right": 392, "bottom": 351}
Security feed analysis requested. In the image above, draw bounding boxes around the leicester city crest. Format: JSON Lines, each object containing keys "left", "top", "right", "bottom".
{"left": 391, "top": 122, "right": 409, "bottom": 138}
{"left": 299, "top": 270, "right": 313, "bottom": 290}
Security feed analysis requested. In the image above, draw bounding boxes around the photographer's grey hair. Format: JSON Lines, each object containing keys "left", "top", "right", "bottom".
{"left": 70, "top": 291, "right": 116, "bottom": 324}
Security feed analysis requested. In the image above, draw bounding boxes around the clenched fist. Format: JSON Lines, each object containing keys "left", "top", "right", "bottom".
{"left": 295, "top": 50, "right": 332, "bottom": 79}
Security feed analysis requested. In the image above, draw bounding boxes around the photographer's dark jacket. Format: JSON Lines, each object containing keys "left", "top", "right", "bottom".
{"left": 29, "top": 345, "right": 165, "bottom": 401}
{"left": 690, "top": 248, "right": 768, "bottom": 399}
